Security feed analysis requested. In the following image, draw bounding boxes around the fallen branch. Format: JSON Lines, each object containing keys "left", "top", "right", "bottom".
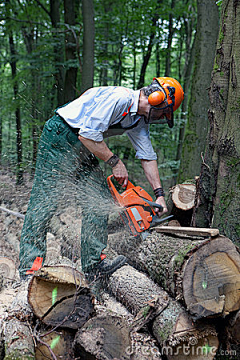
{"left": 0, "top": 206, "right": 25, "bottom": 219}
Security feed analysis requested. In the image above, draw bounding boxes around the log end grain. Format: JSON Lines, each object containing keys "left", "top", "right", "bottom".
{"left": 0, "top": 257, "right": 16, "bottom": 285}
{"left": 172, "top": 184, "right": 196, "bottom": 211}
{"left": 73, "top": 314, "right": 131, "bottom": 360}
{"left": 28, "top": 265, "right": 95, "bottom": 329}
{"left": 35, "top": 330, "right": 75, "bottom": 360}
{"left": 183, "top": 236, "right": 240, "bottom": 319}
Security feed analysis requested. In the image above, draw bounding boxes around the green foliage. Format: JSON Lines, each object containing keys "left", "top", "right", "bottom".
{"left": 0, "top": 0, "right": 197, "bottom": 190}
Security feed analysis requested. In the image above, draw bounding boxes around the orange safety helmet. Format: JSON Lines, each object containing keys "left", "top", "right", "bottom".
{"left": 147, "top": 77, "right": 184, "bottom": 127}
{"left": 148, "top": 77, "right": 184, "bottom": 111}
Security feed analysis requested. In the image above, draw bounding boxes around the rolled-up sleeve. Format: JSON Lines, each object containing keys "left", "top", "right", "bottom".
{"left": 126, "top": 118, "right": 157, "bottom": 160}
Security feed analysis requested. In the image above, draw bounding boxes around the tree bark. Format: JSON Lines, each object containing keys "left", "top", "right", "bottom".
{"left": 2, "top": 280, "right": 35, "bottom": 359}
{"left": 194, "top": 0, "right": 240, "bottom": 246}
{"left": 108, "top": 232, "right": 240, "bottom": 319}
{"left": 81, "top": 0, "right": 95, "bottom": 94}
{"left": 4, "top": 319, "right": 35, "bottom": 359}
{"left": 178, "top": 0, "right": 219, "bottom": 182}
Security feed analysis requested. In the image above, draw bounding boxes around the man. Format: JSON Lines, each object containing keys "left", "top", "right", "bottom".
{"left": 19, "top": 77, "right": 184, "bottom": 279}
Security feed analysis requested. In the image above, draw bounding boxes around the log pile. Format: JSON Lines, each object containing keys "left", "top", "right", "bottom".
{"left": 108, "top": 232, "right": 240, "bottom": 320}
{"left": 1, "top": 228, "right": 240, "bottom": 359}
{"left": 0, "top": 180, "right": 240, "bottom": 359}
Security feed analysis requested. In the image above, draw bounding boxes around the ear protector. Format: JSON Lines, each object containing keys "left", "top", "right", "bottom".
{"left": 148, "top": 90, "right": 165, "bottom": 106}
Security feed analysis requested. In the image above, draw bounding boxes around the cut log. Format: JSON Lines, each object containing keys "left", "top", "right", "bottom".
{"left": 108, "top": 265, "right": 219, "bottom": 359}
{"left": 168, "top": 183, "right": 196, "bottom": 226}
{"left": 73, "top": 313, "right": 131, "bottom": 360}
{"left": 35, "top": 329, "right": 75, "bottom": 360}
{"left": 28, "top": 265, "right": 95, "bottom": 329}
{"left": 0, "top": 257, "right": 16, "bottom": 285}
{"left": 89, "top": 293, "right": 163, "bottom": 359}
{"left": 108, "top": 232, "right": 240, "bottom": 319}
{"left": 171, "top": 184, "right": 196, "bottom": 211}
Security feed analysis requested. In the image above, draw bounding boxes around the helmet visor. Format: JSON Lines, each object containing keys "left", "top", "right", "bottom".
{"left": 147, "top": 103, "right": 174, "bottom": 128}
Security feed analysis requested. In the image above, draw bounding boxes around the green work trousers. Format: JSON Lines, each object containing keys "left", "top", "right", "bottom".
{"left": 19, "top": 114, "right": 110, "bottom": 277}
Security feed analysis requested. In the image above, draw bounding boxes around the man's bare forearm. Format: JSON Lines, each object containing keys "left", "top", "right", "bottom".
{"left": 141, "top": 159, "right": 162, "bottom": 190}
{"left": 141, "top": 159, "right": 168, "bottom": 214}
{"left": 78, "top": 135, "right": 113, "bottom": 161}
{"left": 78, "top": 135, "right": 128, "bottom": 186}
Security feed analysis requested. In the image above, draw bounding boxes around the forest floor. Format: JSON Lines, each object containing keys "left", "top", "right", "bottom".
{"left": 0, "top": 169, "right": 33, "bottom": 317}
{"left": 0, "top": 169, "right": 32, "bottom": 266}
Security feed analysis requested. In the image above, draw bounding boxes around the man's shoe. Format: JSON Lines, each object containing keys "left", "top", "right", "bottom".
{"left": 96, "top": 255, "right": 127, "bottom": 276}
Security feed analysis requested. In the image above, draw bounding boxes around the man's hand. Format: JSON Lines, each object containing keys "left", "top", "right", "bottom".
{"left": 154, "top": 196, "right": 168, "bottom": 217}
{"left": 113, "top": 160, "right": 128, "bottom": 187}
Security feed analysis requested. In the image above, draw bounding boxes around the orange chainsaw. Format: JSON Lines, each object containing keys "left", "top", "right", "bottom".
{"left": 107, "top": 175, "right": 173, "bottom": 238}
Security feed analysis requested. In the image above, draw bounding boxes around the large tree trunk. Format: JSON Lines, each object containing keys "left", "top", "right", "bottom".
{"left": 194, "top": 0, "right": 240, "bottom": 246}
{"left": 81, "top": 0, "right": 95, "bottom": 94}
{"left": 3, "top": 280, "right": 35, "bottom": 359}
{"left": 108, "top": 232, "right": 240, "bottom": 319}
{"left": 178, "top": 0, "right": 219, "bottom": 182}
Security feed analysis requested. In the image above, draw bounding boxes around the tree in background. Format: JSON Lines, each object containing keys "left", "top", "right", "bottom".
{"left": 81, "top": 0, "right": 95, "bottom": 94}
{"left": 0, "top": 0, "right": 199, "bottom": 193}
{"left": 194, "top": 0, "right": 240, "bottom": 244}
{"left": 178, "top": 0, "right": 219, "bottom": 182}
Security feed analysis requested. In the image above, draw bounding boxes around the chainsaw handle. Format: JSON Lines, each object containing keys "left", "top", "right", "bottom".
{"left": 107, "top": 174, "right": 135, "bottom": 191}
{"left": 140, "top": 197, "right": 163, "bottom": 211}
{"left": 149, "top": 215, "right": 174, "bottom": 228}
